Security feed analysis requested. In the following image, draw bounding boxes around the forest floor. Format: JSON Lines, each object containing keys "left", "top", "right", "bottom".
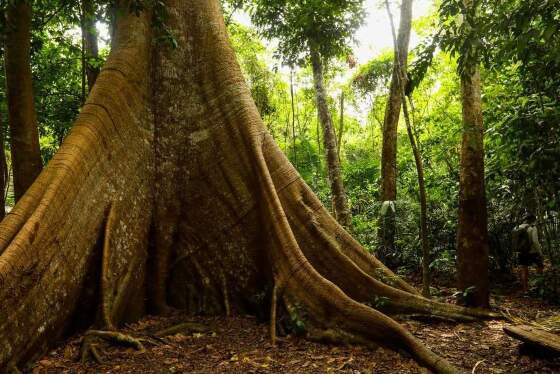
{"left": 33, "top": 276, "right": 560, "bottom": 374}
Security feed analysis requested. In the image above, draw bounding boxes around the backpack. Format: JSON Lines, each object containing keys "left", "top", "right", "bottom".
{"left": 512, "top": 225, "right": 531, "bottom": 255}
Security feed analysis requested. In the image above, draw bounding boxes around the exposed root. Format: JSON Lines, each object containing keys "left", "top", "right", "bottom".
{"left": 270, "top": 281, "right": 279, "bottom": 346}
{"left": 247, "top": 131, "right": 463, "bottom": 374}
{"left": 101, "top": 202, "right": 117, "bottom": 331}
{"left": 80, "top": 336, "right": 103, "bottom": 364}
{"left": 288, "top": 190, "right": 498, "bottom": 322}
{"left": 80, "top": 330, "right": 145, "bottom": 363}
{"left": 192, "top": 257, "right": 213, "bottom": 312}
{"left": 154, "top": 322, "right": 210, "bottom": 338}
{"left": 79, "top": 201, "right": 149, "bottom": 364}
{"left": 396, "top": 313, "right": 477, "bottom": 323}
{"left": 306, "top": 326, "right": 378, "bottom": 349}
{"left": 220, "top": 270, "right": 231, "bottom": 317}
{"left": 85, "top": 330, "right": 145, "bottom": 351}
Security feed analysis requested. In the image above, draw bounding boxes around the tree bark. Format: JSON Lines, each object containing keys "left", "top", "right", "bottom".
{"left": 377, "top": 0, "right": 413, "bottom": 264}
{"left": 403, "top": 99, "right": 431, "bottom": 297}
{"left": 4, "top": 1, "right": 43, "bottom": 202}
{"left": 0, "top": 120, "right": 7, "bottom": 220}
{"left": 290, "top": 70, "right": 297, "bottom": 167}
{"left": 456, "top": 0, "right": 490, "bottom": 308}
{"left": 337, "top": 91, "right": 344, "bottom": 159}
{"left": 309, "top": 43, "right": 352, "bottom": 229}
{"left": 0, "top": 2, "right": 498, "bottom": 373}
{"left": 383, "top": 0, "right": 431, "bottom": 297}
{"left": 81, "top": 0, "right": 100, "bottom": 92}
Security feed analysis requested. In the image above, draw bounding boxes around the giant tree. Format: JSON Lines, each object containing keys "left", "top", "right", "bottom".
{"left": 0, "top": 1, "right": 498, "bottom": 373}
{"left": 377, "top": 0, "right": 413, "bottom": 265}
{"left": 249, "top": 0, "right": 359, "bottom": 228}
{"left": 3, "top": 0, "right": 43, "bottom": 201}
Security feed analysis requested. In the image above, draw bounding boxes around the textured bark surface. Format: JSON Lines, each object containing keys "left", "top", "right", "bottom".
{"left": 378, "top": 0, "right": 413, "bottom": 264}
{"left": 503, "top": 325, "right": 560, "bottom": 354}
{"left": 0, "top": 2, "right": 498, "bottom": 373}
{"left": 309, "top": 45, "right": 352, "bottom": 228}
{"left": 0, "top": 119, "right": 7, "bottom": 220}
{"left": 456, "top": 0, "right": 489, "bottom": 308}
{"left": 4, "top": 1, "right": 43, "bottom": 201}
{"left": 457, "top": 65, "right": 489, "bottom": 308}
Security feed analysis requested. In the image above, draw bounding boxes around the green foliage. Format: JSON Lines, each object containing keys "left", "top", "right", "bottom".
{"left": 228, "top": 22, "right": 278, "bottom": 116}
{"left": 248, "top": 0, "right": 366, "bottom": 66}
{"left": 351, "top": 52, "right": 392, "bottom": 95}
{"left": 31, "top": 17, "right": 88, "bottom": 161}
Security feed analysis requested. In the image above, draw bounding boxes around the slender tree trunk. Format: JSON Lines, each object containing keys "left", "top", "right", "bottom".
{"left": 337, "top": 91, "right": 344, "bottom": 159}
{"left": 309, "top": 43, "right": 351, "bottom": 228}
{"left": 377, "top": 0, "right": 413, "bottom": 264}
{"left": 385, "top": 0, "right": 430, "bottom": 297}
{"left": 456, "top": 0, "right": 489, "bottom": 308}
{"left": 0, "top": 2, "right": 498, "bottom": 373}
{"left": 81, "top": 36, "right": 87, "bottom": 104}
{"left": 4, "top": 1, "right": 43, "bottom": 202}
{"left": 81, "top": 0, "right": 100, "bottom": 92}
{"left": 0, "top": 121, "right": 7, "bottom": 220}
{"left": 403, "top": 99, "right": 430, "bottom": 297}
{"left": 290, "top": 70, "right": 297, "bottom": 167}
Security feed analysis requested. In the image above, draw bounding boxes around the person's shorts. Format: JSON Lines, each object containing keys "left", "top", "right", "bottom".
{"left": 518, "top": 252, "right": 544, "bottom": 267}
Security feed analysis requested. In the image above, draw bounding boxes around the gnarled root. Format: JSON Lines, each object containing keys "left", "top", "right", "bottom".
{"left": 270, "top": 281, "right": 280, "bottom": 346}
{"left": 80, "top": 336, "right": 103, "bottom": 364}
{"left": 101, "top": 202, "right": 118, "bottom": 331}
{"left": 154, "top": 322, "right": 210, "bottom": 338}
{"left": 84, "top": 330, "right": 145, "bottom": 351}
{"left": 250, "top": 133, "right": 471, "bottom": 374}
{"left": 80, "top": 330, "right": 145, "bottom": 363}
{"left": 80, "top": 202, "right": 146, "bottom": 364}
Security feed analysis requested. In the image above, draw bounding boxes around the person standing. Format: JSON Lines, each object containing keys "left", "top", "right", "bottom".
{"left": 512, "top": 213, "right": 544, "bottom": 293}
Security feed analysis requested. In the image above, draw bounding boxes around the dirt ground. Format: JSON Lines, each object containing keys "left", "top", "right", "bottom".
{"left": 32, "top": 280, "right": 560, "bottom": 374}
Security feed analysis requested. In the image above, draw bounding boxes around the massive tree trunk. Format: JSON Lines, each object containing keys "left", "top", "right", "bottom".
{"left": 309, "top": 44, "right": 352, "bottom": 228}
{"left": 377, "top": 0, "right": 413, "bottom": 265}
{"left": 3, "top": 1, "right": 43, "bottom": 202}
{"left": 0, "top": 1, "right": 498, "bottom": 373}
{"left": 456, "top": 0, "right": 490, "bottom": 308}
{"left": 81, "top": 0, "right": 100, "bottom": 92}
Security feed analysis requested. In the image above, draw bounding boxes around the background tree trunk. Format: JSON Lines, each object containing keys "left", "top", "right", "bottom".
{"left": 403, "top": 99, "right": 431, "bottom": 297}
{"left": 457, "top": 65, "right": 489, "bottom": 307}
{"left": 4, "top": 1, "right": 43, "bottom": 202}
{"left": 383, "top": 0, "right": 431, "bottom": 297}
{"left": 309, "top": 43, "right": 352, "bottom": 228}
{"left": 337, "top": 91, "right": 344, "bottom": 159}
{"left": 81, "top": 0, "right": 100, "bottom": 92}
{"left": 0, "top": 121, "right": 7, "bottom": 220}
{"left": 377, "top": 0, "right": 413, "bottom": 265}
{"left": 456, "top": 0, "right": 490, "bottom": 309}
{"left": 290, "top": 70, "right": 297, "bottom": 166}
